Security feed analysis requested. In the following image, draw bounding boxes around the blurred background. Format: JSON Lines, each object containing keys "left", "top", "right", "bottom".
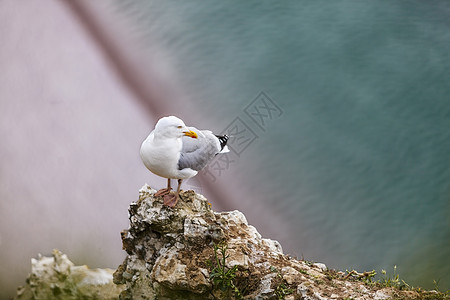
{"left": 1, "top": 0, "right": 449, "bottom": 297}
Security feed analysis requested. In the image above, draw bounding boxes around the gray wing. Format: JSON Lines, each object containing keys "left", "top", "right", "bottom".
{"left": 178, "top": 127, "right": 221, "bottom": 171}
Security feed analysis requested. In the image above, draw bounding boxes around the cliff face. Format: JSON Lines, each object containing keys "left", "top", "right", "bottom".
{"left": 111, "top": 185, "right": 398, "bottom": 299}
{"left": 15, "top": 185, "right": 444, "bottom": 299}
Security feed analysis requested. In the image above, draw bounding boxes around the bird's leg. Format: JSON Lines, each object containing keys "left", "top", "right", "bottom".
{"left": 155, "top": 178, "right": 172, "bottom": 197}
{"left": 163, "top": 179, "right": 183, "bottom": 208}
{"left": 175, "top": 179, "right": 183, "bottom": 200}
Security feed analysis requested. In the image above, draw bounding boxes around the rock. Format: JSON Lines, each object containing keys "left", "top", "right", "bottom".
{"left": 15, "top": 184, "right": 444, "bottom": 299}
{"left": 113, "top": 184, "right": 448, "bottom": 299}
{"left": 313, "top": 263, "right": 327, "bottom": 272}
{"left": 14, "top": 249, "right": 124, "bottom": 300}
{"left": 282, "top": 266, "right": 302, "bottom": 285}
{"left": 374, "top": 289, "right": 391, "bottom": 299}
{"left": 306, "top": 268, "right": 326, "bottom": 279}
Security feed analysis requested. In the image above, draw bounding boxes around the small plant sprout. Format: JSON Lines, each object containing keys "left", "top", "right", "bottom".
{"left": 207, "top": 241, "right": 242, "bottom": 299}
{"left": 380, "top": 265, "right": 401, "bottom": 288}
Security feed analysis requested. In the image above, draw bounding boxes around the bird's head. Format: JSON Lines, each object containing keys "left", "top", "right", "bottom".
{"left": 155, "top": 116, "right": 198, "bottom": 139}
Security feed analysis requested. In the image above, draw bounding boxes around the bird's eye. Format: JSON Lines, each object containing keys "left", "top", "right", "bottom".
{"left": 177, "top": 126, "right": 182, "bottom": 128}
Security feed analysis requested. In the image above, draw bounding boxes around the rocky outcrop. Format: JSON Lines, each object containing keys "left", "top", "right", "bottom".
{"left": 14, "top": 249, "right": 124, "bottom": 299}
{"left": 112, "top": 185, "right": 425, "bottom": 300}
{"left": 15, "top": 185, "right": 444, "bottom": 299}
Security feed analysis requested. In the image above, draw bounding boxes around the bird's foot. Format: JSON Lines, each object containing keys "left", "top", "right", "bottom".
{"left": 155, "top": 188, "right": 171, "bottom": 197}
{"left": 163, "top": 194, "right": 179, "bottom": 208}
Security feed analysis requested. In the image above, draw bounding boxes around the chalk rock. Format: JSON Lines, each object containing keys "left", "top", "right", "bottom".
{"left": 112, "top": 185, "right": 437, "bottom": 299}
{"left": 313, "top": 262, "right": 327, "bottom": 272}
{"left": 14, "top": 249, "right": 124, "bottom": 300}
{"left": 14, "top": 185, "right": 444, "bottom": 299}
{"left": 114, "top": 185, "right": 288, "bottom": 299}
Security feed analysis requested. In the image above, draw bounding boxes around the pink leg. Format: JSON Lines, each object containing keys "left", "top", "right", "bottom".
{"left": 155, "top": 178, "right": 171, "bottom": 196}
{"left": 163, "top": 179, "right": 183, "bottom": 207}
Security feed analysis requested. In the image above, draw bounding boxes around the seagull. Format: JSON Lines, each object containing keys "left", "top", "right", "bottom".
{"left": 140, "top": 116, "right": 229, "bottom": 207}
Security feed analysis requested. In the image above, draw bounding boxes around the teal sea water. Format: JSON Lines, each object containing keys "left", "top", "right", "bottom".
{"left": 116, "top": 1, "right": 450, "bottom": 289}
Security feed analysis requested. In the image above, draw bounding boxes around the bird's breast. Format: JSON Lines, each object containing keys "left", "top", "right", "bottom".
{"left": 140, "top": 137, "right": 182, "bottom": 178}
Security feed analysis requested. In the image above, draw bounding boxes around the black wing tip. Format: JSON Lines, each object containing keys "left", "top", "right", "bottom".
{"left": 215, "top": 135, "right": 229, "bottom": 151}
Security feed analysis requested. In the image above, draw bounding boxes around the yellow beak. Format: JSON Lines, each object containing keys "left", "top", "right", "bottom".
{"left": 183, "top": 130, "right": 198, "bottom": 139}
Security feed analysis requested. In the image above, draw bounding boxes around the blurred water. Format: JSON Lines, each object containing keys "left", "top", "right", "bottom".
{"left": 115, "top": 1, "right": 450, "bottom": 289}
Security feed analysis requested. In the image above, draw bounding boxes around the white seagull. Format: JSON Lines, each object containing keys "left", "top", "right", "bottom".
{"left": 140, "top": 116, "right": 229, "bottom": 207}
